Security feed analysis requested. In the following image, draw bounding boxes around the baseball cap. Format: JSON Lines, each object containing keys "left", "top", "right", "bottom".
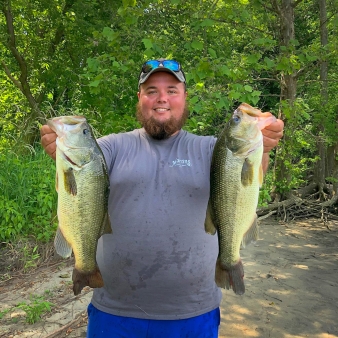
{"left": 138, "top": 58, "right": 186, "bottom": 87}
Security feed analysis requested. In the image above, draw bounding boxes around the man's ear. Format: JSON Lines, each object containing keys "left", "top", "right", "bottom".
{"left": 137, "top": 91, "right": 140, "bottom": 99}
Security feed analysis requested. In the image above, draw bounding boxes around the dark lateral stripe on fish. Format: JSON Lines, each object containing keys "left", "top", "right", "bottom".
{"left": 215, "top": 258, "right": 245, "bottom": 295}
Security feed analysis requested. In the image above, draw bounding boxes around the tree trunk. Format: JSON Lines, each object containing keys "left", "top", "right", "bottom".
{"left": 273, "top": 0, "right": 297, "bottom": 201}
{"left": 313, "top": 0, "right": 329, "bottom": 199}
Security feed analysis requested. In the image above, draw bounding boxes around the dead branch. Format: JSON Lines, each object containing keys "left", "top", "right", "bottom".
{"left": 257, "top": 193, "right": 338, "bottom": 222}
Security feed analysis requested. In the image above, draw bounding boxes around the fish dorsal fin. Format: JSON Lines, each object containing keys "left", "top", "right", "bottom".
{"left": 101, "top": 212, "right": 113, "bottom": 236}
{"left": 64, "top": 168, "right": 77, "bottom": 195}
{"left": 54, "top": 227, "right": 73, "bottom": 258}
{"left": 241, "top": 158, "right": 254, "bottom": 186}
{"left": 204, "top": 201, "right": 217, "bottom": 235}
{"left": 241, "top": 215, "right": 259, "bottom": 248}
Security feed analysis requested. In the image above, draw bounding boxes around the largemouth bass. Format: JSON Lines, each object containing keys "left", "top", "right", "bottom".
{"left": 205, "top": 103, "right": 276, "bottom": 295}
{"left": 47, "top": 116, "right": 111, "bottom": 295}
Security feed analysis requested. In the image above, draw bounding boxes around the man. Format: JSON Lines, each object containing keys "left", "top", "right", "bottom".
{"left": 41, "top": 59, "right": 284, "bottom": 337}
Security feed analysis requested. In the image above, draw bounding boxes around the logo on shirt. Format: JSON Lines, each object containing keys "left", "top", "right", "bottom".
{"left": 169, "top": 158, "right": 191, "bottom": 167}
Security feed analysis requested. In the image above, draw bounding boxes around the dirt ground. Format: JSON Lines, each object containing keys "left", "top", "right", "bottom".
{"left": 0, "top": 218, "right": 337, "bottom": 338}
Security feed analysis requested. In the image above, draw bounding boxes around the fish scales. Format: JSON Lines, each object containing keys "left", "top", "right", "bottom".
{"left": 57, "top": 154, "right": 108, "bottom": 271}
{"left": 48, "top": 115, "right": 112, "bottom": 295}
{"left": 205, "top": 103, "right": 276, "bottom": 295}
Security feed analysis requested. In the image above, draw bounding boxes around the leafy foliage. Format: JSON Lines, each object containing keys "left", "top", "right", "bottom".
{"left": 0, "top": 0, "right": 338, "bottom": 247}
{"left": 0, "top": 148, "right": 57, "bottom": 242}
{"left": 17, "top": 294, "right": 54, "bottom": 324}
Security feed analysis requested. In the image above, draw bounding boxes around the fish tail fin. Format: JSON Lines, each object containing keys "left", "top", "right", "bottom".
{"left": 72, "top": 266, "right": 104, "bottom": 295}
{"left": 215, "top": 257, "right": 245, "bottom": 295}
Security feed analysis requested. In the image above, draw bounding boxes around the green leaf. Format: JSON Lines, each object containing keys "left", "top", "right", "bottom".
{"left": 102, "top": 27, "right": 116, "bottom": 41}
{"left": 142, "top": 38, "right": 153, "bottom": 49}
{"left": 89, "top": 80, "right": 101, "bottom": 87}
{"left": 122, "top": 0, "right": 136, "bottom": 7}
{"left": 264, "top": 57, "right": 275, "bottom": 68}
{"left": 219, "top": 65, "right": 231, "bottom": 76}
{"left": 244, "top": 85, "right": 253, "bottom": 92}
{"left": 208, "top": 48, "right": 217, "bottom": 58}
{"left": 252, "top": 90, "right": 261, "bottom": 97}
{"left": 200, "top": 19, "right": 215, "bottom": 27}
{"left": 191, "top": 40, "right": 203, "bottom": 50}
{"left": 189, "top": 96, "right": 199, "bottom": 104}
{"left": 87, "top": 58, "right": 100, "bottom": 72}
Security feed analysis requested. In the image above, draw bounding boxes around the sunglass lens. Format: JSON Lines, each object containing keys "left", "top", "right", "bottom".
{"left": 162, "top": 60, "right": 180, "bottom": 71}
{"left": 142, "top": 60, "right": 180, "bottom": 73}
{"left": 143, "top": 60, "right": 160, "bottom": 73}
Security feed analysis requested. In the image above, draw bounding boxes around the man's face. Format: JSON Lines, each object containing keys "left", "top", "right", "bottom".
{"left": 137, "top": 72, "right": 188, "bottom": 139}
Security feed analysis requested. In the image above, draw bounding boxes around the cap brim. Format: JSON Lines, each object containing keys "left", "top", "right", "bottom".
{"left": 138, "top": 68, "right": 186, "bottom": 86}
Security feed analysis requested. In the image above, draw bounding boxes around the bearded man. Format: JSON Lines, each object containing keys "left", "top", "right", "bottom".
{"left": 41, "top": 58, "right": 284, "bottom": 337}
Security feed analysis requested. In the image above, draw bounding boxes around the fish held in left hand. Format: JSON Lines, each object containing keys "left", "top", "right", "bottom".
{"left": 47, "top": 115, "right": 112, "bottom": 295}
{"left": 205, "top": 103, "right": 276, "bottom": 295}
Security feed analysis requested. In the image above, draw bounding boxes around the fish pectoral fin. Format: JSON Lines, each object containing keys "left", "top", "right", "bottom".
{"left": 259, "top": 163, "right": 264, "bottom": 187}
{"left": 64, "top": 168, "right": 77, "bottom": 195}
{"left": 54, "top": 227, "right": 73, "bottom": 258}
{"left": 241, "top": 158, "right": 254, "bottom": 186}
{"left": 241, "top": 215, "right": 259, "bottom": 248}
{"left": 204, "top": 202, "right": 217, "bottom": 235}
{"left": 101, "top": 212, "right": 113, "bottom": 236}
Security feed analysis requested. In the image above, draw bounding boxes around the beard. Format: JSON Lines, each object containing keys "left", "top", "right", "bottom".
{"left": 136, "top": 102, "right": 189, "bottom": 140}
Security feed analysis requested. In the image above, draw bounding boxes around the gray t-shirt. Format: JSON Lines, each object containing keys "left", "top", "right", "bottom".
{"left": 91, "top": 128, "right": 222, "bottom": 320}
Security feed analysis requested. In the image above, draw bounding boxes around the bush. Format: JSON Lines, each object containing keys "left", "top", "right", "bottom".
{"left": 0, "top": 147, "right": 57, "bottom": 243}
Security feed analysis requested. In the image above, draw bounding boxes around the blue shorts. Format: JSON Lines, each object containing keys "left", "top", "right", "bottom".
{"left": 87, "top": 303, "right": 220, "bottom": 338}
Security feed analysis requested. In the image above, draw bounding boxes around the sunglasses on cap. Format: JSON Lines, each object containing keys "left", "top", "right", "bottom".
{"left": 141, "top": 60, "right": 181, "bottom": 73}
{"left": 138, "top": 59, "right": 186, "bottom": 86}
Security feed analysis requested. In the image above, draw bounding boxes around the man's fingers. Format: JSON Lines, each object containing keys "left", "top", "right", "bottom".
{"left": 40, "top": 125, "right": 57, "bottom": 160}
{"left": 262, "top": 119, "right": 284, "bottom": 153}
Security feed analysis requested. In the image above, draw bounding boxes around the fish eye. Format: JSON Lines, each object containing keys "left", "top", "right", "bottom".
{"left": 232, "top": 115, "right": 241, "bottom": 123}
{"left": 83, "top": 129, "right": 89, "bottom": 135}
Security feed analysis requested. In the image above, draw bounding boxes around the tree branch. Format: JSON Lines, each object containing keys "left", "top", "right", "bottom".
{"left": 1, "top": 60, "right": 22, "bottom": 91}
{"left": 1, "top": 2, "right": 39, "bottom": 112}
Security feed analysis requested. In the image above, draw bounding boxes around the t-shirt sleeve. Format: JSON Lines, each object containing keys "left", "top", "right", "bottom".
{"left": 97, "top": 134, "right": 117, "bottom": 173}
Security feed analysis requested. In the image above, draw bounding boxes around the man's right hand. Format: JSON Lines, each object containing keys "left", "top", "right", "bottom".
{"left": 40, "top": 125, "right": 57, "bottom": 160}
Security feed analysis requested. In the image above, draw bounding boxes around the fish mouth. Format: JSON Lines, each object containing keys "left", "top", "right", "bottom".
{"left": 237, "top": 103, "right": 276, "bottom": 130}
{"left": 237, "top": 103, "right": 262, "bottom": 117}
{"left": 47, "top": 116, "right": 86, "bottom": 136}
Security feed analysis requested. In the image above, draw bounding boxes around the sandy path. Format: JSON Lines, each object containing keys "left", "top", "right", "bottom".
{"left": 0, "top": 218, "right": 337, "bottom": 337}
{"left": 219, "top": 219, "right": 338, "bottom": 338}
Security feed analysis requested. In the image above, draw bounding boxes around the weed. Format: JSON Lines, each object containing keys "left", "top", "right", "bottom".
{"left": 0, "top": 308, "right": 11, "bottom": 320}
{"left": 20, "top": 245, "right": 40, "bottom": 272}
{"left": 17, "top": 294, "right": 54, "bottom": 324}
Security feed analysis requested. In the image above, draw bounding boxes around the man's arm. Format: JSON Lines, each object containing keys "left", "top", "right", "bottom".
{"left": 261, "top": 119, "right": 284, "bottom": 173}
